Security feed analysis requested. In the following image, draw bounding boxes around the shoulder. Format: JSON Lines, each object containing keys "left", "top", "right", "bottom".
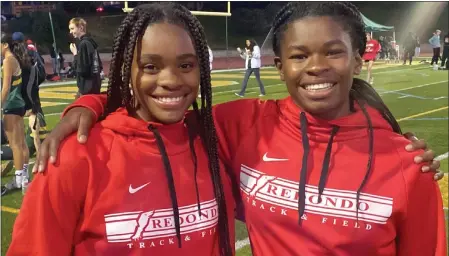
{"left": 379, "top": 132, "right": 433, "bottom": 186}
{"left": 55, "top": 124, "right": 115, "bottom": 167}
{"left": 213, "top": 98, "right": 277, "bottom": 123}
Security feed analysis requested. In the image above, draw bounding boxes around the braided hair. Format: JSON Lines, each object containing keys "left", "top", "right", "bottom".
{"left": 271, "top": 2, "right": 402, "bottom": 221}
{"left": 103, "top": 3, "right": 232, "bottom": 255}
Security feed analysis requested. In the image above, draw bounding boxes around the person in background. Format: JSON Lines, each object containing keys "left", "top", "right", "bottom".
{"left": 402, "top": 32, "right": 416, "bottom": 65}
{"left": 69, "top": 17, "right": 101, "bottom": 98}
{"left": 49, "top": 43, "right": 58, "bottom": 75}
{"left": 429, "top": 29, "right": 441, "bottom": 66}
{"left": 378, "top": 36, "right": 387, "bottom": 60}
{"left": 414, "top": 35, "right": 421, "bottom": 58}
{"left": 198, "top": 45, "right": 213, "bottom": 98}
{"left": 1, "top": 33, "right": 30, "bottom": 194}
{"left": 440, "top": 31, "right": 449, "bottom": 70}
{"left": 235, "top": 39, "right": 265, "bottom": 97}
{"left": 362, "top": 32, "right": 381, "bottom": 84}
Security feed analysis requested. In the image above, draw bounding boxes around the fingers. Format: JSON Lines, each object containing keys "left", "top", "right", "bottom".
{"left": 421, "top": 159, "right": 440, "bottom": 172}
{"left": 414, "top": 149, "right": 435, "bottom": 164}
{"left": 32, "top": 139, "right": 52, "bottom": 174}
{"left": 76, "top": 112, "right": 94, "bottom": 144}
{"left": 404, "top": 133, "right": 428, "bottom": 152}
{"left": 433, "top": 171, "right": 445, "bottom": 181}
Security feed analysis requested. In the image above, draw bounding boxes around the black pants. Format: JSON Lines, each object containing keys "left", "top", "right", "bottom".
{"left": 403, "top": 50, "right": 414, "bottom": 65}
{"left": 431, "top": 47, "right": 441, "bottom": 65}
{"left": 441, "top": 47, "right": 449, "bottom": 69}
{"left": 238, "top": 68, "right": 265, "bottom": 96}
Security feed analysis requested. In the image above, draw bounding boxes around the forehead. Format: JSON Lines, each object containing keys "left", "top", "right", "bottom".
{"left": 69, "top": 23, "right": 77, "bottom": 29}
{"left": 283, "top": 16, "right": 351, "bottom": 46}
{"left": 139, "top": 23, "right": 195, "bottom": 56}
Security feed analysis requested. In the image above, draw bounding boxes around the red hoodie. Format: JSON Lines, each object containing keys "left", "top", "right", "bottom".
{"left": 214, "top": 97, "right": 446, "bottom": 256}
{"left": 363, "top": 39, "right": 381, "bottom": 61}
{"left": 8, "top": 108, "right": 236, "bottom": 256}
{"left": 56, "top": 95, "right": 447, "bottom": 256}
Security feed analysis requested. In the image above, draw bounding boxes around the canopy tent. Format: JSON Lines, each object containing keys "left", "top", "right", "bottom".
{"left": 361, "top": 13, "right": 395, "bottom": 32}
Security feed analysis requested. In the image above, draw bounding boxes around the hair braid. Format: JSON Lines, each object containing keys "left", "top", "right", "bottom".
{"left": 171, "top": 5, "right": 232, "bottom": 256}
{"left": 103, "top": 3, "right": 232, "bottom": 255}
{"left": 106, "top": 10, "right": 141, "bottom": 115}
{"left": 271, "top": 1, "right": 403, "bottom": 223}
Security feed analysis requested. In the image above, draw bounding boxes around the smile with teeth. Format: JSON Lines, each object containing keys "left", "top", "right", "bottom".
{"left": 304, "top": 83, "right": 335, "bottom": 91}
{"left": 153, "top": 96, "right": 185, "bottom": 104}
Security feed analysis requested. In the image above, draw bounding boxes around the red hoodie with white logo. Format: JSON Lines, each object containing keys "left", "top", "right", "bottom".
{"left": 8, "top": 108, "right": 235, "bottom": 256}
{"left": 51, "top": 95, "right": 446, "bottom": 256}
{"left": 214, "top": 97, "right": 446, "bottom": 256}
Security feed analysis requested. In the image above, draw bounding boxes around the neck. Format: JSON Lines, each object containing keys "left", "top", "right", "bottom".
{"left": 293, "top": 98, "right": 352, "bottom": 121}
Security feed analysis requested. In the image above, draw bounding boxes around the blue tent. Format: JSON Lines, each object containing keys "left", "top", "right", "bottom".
{"left": 362, "top": 14, "right": 395, "bottom": 32}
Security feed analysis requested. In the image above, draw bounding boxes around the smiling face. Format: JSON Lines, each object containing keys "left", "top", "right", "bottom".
{"left": 130, "top": 22, "right": 200, "bottom": 124}
{"left": 275, "top": 16, "right": 362, "bottom": 120}
{"left": 69, "top": 22, "right": 84, "bottom": 39}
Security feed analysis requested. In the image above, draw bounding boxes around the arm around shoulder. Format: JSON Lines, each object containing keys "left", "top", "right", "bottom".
{"left": 62, "top": 93, "right": 107, "bottom": 121}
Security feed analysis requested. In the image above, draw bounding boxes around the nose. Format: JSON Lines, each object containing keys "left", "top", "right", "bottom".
{"left": 305, "top": 54, "right": 330, "bottom": 76}
{"left": 157, "top": 68, "right": 183, "bottom": 90}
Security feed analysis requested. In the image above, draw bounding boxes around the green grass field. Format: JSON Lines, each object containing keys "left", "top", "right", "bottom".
{"left": 1, "top": 62, "right": 448, "bottom": 255}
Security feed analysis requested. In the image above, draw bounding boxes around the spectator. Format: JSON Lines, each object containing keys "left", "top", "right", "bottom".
{"left": 235, "top": 39, "right": 265, "bottom": 97}
{"left": 68, "top": 17, "right": 102, "bottom": 97}
{"left": 429, "top": 29, "right": 441, "bottom": 65}
{"left": 403, "top": 32, "right": 416, "bottom": 65}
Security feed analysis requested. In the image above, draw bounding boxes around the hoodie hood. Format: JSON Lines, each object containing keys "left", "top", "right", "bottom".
{"left": 80, "top": 35, "right": 98, "bottom": 49}
{"left": 100, "top": 108, "right": 190, "bottom": 155}
{"left": 100, "top": 107, "right": 204, "bottom": 248}
{"left": 278, "top": 96, "right": 395, "bottom": 225}
{"left": 279, "top": 96, "right": 394, "bottom": 143}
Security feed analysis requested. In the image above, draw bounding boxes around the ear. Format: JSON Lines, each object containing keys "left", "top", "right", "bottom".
{"left": 353, "top": 51, "right": 363, "bottom": 75}
{"left": 274, "top": 57, "right": 285, "bottom": 81}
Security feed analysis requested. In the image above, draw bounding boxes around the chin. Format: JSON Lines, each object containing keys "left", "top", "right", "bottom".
{"left": 156, "top": 113, "right": 185, "bottom": 124}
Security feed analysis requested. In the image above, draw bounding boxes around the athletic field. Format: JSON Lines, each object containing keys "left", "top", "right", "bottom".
{"left": 1, "top": 62, "right": 448, "bottom": 255}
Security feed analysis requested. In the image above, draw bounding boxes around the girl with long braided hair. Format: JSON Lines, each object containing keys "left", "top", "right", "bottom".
{"left": 33, "top": 2, "right": 445, "bottom": 256}
{"left": 8, "top": 3, "right": 233, "bottom": 256}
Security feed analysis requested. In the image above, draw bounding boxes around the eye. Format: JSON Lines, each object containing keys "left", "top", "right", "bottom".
{"left": 326, "top": 49, "right": 345, "bottom": 56}
{"left": 289, "top": 54, "right": 308, "bottom": 60}
{"left": 143, "top": 64, "right": 158, "bottom": 73}
{"left": 179, "top": 62, "right": 194, "bottom": 70}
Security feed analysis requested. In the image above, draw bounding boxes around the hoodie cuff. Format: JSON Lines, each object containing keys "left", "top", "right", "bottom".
{"left": 61, "top": 95, "right": 105, "bottom": 123}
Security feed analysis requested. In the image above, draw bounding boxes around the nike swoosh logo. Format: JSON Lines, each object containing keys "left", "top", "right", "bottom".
{"left": 129, "top": 182, "right": 151, "bottom": 194}
{"left": 262, "top": 153, "right": 289, "bottom": 162}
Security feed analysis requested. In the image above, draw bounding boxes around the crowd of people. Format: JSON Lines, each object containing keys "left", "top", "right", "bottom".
{"left": 1, "top": 17, "right": 104, "bottom": 195}
{"left": 1, "top": 2, "right": 448, "bottom": 255}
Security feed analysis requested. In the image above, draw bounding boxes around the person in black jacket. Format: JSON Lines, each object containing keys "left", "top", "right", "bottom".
{"left": 68, "top": 18, "right": 101, "bottom": 97}
{"left": 402, "top": 32, "right": 416, "bottom": 65}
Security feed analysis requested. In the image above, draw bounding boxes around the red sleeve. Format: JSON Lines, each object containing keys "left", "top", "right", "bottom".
{"left": 213, "top": 99, "right": 263, "bottom": 221}
{"left": 213, "top": 99, "right": 261, "bottom": 169}
{"left": 396, "top": 150, "right": 447, "bottom": 256}
{"left": 7, "top": 136, "right": 89, "bottom": 256}
{"left": 61, "top": 94, "right": 107, "bottom": 122}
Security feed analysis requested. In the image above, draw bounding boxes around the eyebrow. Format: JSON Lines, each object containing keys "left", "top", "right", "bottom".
{"left": 140, "top": 53, "right": 197, "bottom": 60}
{"left": 287, "top": 39, "right": 347, "bottom": 51}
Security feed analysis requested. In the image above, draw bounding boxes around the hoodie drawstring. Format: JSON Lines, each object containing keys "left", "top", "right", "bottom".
{"left": 185, "top": 120, "right": 202, "bottom": 216}
{"left": 148, "top": 124, "right": 182, "bottom": 248}
{"left": 298, "top": 112, "right": 340, "bottom": 225}
{"left": 317, "top": 125, "right": 340, "bottom": 203}
{"left": 298, "top": 112, "right": 310, "bottom": 225}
